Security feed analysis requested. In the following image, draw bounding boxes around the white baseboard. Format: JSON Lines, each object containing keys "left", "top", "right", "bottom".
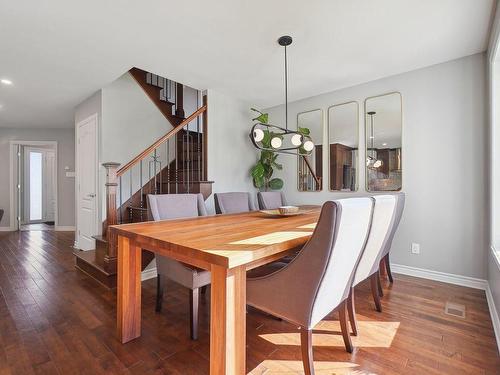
{"left": 485, "top": 283, "right": 500, "bottom": 354}
{"left": 0, "top": 227, "right": 15, "bottom": 232}
{"left": 141, "top": 267, "right": 157, "bottom": 281}
{"left": 54, "top": 226, "right": 75, "bottom": 231}
{"left": 391, "top": 263, "right": 488, "bottom": 290}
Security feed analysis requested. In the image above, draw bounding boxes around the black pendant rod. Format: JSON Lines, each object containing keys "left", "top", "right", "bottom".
{"left": 278, "top": 36, "right": 292, "bottom": 131}
{"left": 284, "top": 44, "right": 288, "bottom": 131}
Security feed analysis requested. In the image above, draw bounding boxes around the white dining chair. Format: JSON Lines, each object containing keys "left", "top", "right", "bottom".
{"left": 214, "top": 192, "right": 256, "bottom": 214}
{"left": 246, "top": 197, "right": 374, "bottom": 375}
{"left": 379, "top": 193, "right": 406, "bottom": 284}
{"left": 257, "top": 191, "right": 287, "bottom": 209}
{"left": 346, "top": 195, "right": 397, "bottom": 336}
{"left": 148, "top": 193, "right": 210, "bottom": 340}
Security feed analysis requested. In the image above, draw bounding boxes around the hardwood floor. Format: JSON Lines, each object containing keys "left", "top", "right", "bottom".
{"left": 0, "top": 230, "right": 498, "bottom": 374}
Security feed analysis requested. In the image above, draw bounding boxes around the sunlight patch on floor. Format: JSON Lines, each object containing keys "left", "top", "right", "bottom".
{"left": 259, "top": 321, "right": 400, "bottom": 348}
{"left": 229, "top": 231, "right": 312, "bottom": 245}
{"left": 248, "top": 360, "right": 375, "bottom": 375}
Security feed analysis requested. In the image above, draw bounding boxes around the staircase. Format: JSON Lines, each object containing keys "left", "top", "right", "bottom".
{"left": 75, "top": 68, "right": 213, "bottom": 288}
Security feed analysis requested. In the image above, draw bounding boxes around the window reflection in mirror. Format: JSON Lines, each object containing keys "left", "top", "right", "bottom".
{"left": 328, "top": 102, "right": 358, "bottom": 191}
{"left": 365, "top": 92, "right": 402, "bottom": 191}
{"left": 297, "top": 109, "right": 323, "bottom": 191}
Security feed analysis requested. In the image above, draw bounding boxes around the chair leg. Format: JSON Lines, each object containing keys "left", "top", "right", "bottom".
{"left": 300, "top": 327, "right": 314, "bottom": 375}
{"left": 370, "top": 273, "right": 382, "bottom": 312}
{"left": 155, "top": 274, "right": 164, "bottom": 313}
{"left": 377, "top": 272, "right": 384, "bottom": 297}
{"left": 339, "top": 301, "right": 354, "bottom": 353}
{"left": 189, "top": 288, "right": 199, "bottom": 340}
{"left": 346, "top": 288, "right": 358, "bottom": 336}
{"left": 385, "top": 254, "right": 394, "bottom": 283}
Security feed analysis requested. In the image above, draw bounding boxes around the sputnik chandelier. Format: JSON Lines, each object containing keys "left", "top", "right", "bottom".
{"left": 250, "top": 36, "right": 314, "bottom": 155}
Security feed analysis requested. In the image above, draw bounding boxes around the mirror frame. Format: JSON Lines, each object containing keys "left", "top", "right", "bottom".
{"left": 296, "top": 108, "right": 324, "bottom": 192}
{"left": 364, "top": 91, "right": 403, "bottom": 192}
{"left": 327, "top": 101, "right": 359, "bottom": 192}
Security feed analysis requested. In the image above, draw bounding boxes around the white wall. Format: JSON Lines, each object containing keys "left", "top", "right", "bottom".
{"left": 265, "top": 53, "right": 487, "bottom": 279}
{"left": 0, "top": 128, "right": 76, "bottom": 228}
{"left": 206, "top": 89, "right": 256, "bottom": 214}
{"left": 487, "top": 2, "right": 500, "bottom": 337}
{"left": 101, "top": 72, "right": 173, "bottom": 164}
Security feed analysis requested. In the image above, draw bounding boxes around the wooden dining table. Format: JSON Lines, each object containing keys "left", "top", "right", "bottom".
{"left": 110, "top": 205, "right": 321, "bottom": 374}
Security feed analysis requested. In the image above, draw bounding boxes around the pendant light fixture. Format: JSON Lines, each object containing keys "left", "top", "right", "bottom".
{"left": 250, "top": 36, "right": 314, "bottom": 155}
{"left": 366, "top": 111, "right": 383, "bottom": 169}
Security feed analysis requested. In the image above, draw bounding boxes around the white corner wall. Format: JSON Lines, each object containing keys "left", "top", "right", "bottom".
{"left": 101, "top": 73, "right": 173, "bottom": 164}
{"left": 265, "top": 53, "right": 487, "bottom": 279}
{"left": 206, "top": 89, "right": 256, "bottom": 214}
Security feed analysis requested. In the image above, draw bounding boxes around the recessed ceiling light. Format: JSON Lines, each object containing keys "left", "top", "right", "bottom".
{"left": 1, "top": 79, "right": 13, "bottom": 85}
{"left": 382, "top": 143, "right": 387, "bottom": 146}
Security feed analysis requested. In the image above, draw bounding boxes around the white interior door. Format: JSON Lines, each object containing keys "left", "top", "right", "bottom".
{"left": 44, "top": 150, "right": 56, "bottom": 222}
{"left": 77, "top": 115, "right": 98, "bottom": 250}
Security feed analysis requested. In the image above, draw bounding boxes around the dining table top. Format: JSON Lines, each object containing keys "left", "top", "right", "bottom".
{"left": 111, "top": 205, "right": 321, "bottom": 270}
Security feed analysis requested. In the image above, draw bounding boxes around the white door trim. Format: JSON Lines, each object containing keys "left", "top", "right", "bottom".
{"left": 75, "top": 113, "right": 99, "bottom": 250}
{"left": 9, "top": 140, "right": 58, "bottom": 231}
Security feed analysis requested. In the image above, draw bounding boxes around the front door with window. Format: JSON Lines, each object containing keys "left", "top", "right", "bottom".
{"left": 23, "top": 147, "right": 56, "bottom": 224}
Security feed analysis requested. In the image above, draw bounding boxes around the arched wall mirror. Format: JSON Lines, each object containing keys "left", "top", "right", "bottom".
{"left": 297, "top": 109, "right": 323, "bottom": 191}
{"left": 365, "top": 92, "right": 402, "bottom": 191}
{"left": 328, "top": 101, "right": 359, "bottom": 192}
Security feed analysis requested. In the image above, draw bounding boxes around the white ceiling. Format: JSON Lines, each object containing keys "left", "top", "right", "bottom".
{"left": 0, "top": 0, "right": 494, "bottom": 128}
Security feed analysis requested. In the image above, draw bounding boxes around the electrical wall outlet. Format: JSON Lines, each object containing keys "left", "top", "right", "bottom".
{"left": 411, "top": 243, "right": 420, "bottom": 254}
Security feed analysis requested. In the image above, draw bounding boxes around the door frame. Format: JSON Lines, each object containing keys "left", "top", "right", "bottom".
{"left": 75, "top": 113, "right": 99, "bottom": 250}
{"left": 9, "top": 140, "right": 58, "bottom": 231}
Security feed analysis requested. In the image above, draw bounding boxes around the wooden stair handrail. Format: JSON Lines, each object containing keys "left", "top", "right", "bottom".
{"left": 117, "top": 105, "right": 207, "bottom": 177}
{"left": 301, "top": 155, "right": 321, "bottom": 187}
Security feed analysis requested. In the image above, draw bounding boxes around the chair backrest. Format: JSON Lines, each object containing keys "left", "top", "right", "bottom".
{"left": 381, "top": 192, "right": 405, "bottom": 258}
{"left": 214, "top": 192, "right": 255, "bottom": 214}
{"left": 147, "top": 193, "right": 207, "bottom": 221}
{"left": 257, "top": 191, "right": 287, "bottom": 210}
{"left": 352, "top": 195, "right": 397, "bottom": 286}
{"left": 252, "top": 198, "right": 373, "bottom": 328}
{"left": 309, "top": 197, "right": 374, "bottom": 327}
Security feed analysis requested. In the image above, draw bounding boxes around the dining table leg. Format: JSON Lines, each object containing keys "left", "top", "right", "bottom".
{"left": 210, "top": 264, "right": 246, "bottom": 375}
{"left": 117, "top": 235, "right": 142, "bottom": 344}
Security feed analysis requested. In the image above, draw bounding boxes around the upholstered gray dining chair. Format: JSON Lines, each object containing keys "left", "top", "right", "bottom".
{"left": 346, "top": 195, "right": 397, "bottom": 336}
{"left": 247, "top": 198, "right": 374, "bottom": 375}
{"left": 214, "top": 192, "right": 256, "bottom": 214}
{"left": 147, "top": 193, "right": 210, "bottom": 340}
{"left": 379, "top": 193, "right": 405, "bottom": 284}
{"left": 257, "top": 191, "right": 287, "bottom": 210}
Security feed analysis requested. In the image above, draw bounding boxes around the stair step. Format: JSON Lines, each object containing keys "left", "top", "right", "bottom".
{"left": 74, "top": 250, "right": 117, "bottom": 289}
{"left": 93, "top": 234, "right": 108, "bottom": 244}
{"left": 128, "top": 206, "right": 147, "bottom": 211}
{"left": 158, "top": 97, "right": 175, "bottom": 106}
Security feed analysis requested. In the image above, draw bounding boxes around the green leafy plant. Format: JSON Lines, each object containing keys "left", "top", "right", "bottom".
{"left": 297, "top": 127, "right": 311, "bottom": 155}
{"left": 250, "top": 108, "right": 284, "bottom": 191}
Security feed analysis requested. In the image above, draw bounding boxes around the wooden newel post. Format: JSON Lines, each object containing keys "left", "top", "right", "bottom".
{"left": 103, "top": 162, "right": 120, "bottom": 273}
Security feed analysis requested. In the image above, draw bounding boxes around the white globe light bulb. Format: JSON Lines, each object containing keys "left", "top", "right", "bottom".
{"left": 303, "top": 140, "right": 314, "bottom": 152}
{"left": 253, "top": 128, "right": 264, "bottom": 142}
{"left": 374, "top": 160, "right": 382, "bottom": 168}
{"left": 291, "top": 133, "right": 302, "bottom": 146}
{"left": 270, "top": 137, "right": 282, "bottom": 149}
